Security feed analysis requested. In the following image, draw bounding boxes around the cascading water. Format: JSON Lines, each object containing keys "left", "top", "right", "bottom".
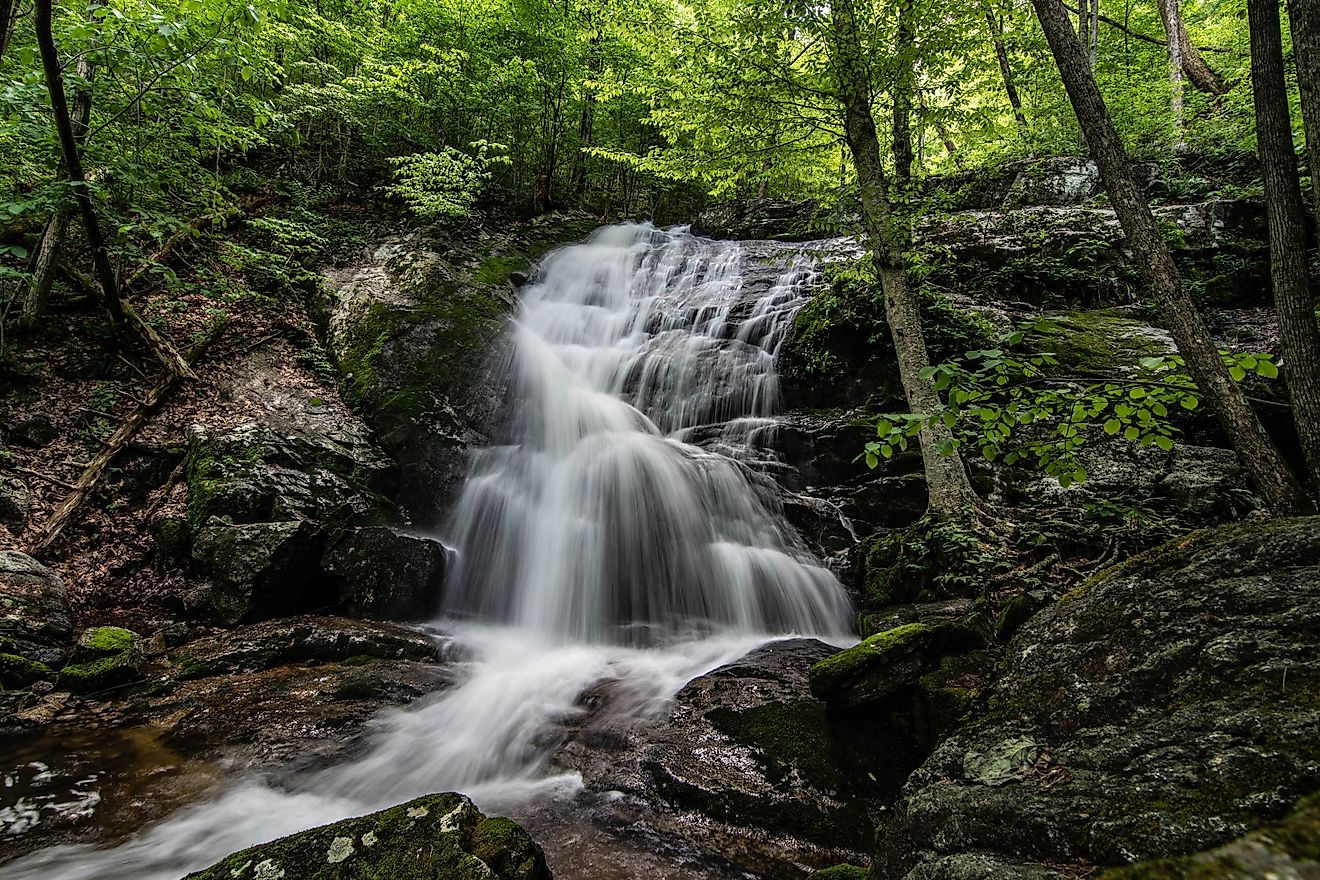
{"left": 4, "top": 223, "right": 853, "bottom": 880}
{"left": 444, "top": 222, "right": 850, "bottom": 642}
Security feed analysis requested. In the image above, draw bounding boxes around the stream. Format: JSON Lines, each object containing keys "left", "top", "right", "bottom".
{"left": 5, "top": 224, "right": 855, "bottom": 879}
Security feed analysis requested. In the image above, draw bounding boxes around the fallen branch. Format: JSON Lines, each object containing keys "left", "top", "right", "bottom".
{"left": 59, "top": 261, "right": 197, "bottom": 380}
{"left": 12, "top": 465, "right": 79, "bottom": 491}
{"left": 121, "top": 203, "right": 246, "bottom": 291}
{"left": 27, "top": 320, "right": 225, "bottom": 556}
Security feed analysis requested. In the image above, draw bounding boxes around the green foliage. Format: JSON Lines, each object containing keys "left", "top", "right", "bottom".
{"left": 863, "top": 320, "right": 1282, "bottom": 485}
{"left": 387, "top": 142, "right": 509, "bottom": 221}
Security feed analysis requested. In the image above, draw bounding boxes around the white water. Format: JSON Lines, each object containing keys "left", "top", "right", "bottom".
{"left": 6, "top": 223, "right": 852, "bottom": 879}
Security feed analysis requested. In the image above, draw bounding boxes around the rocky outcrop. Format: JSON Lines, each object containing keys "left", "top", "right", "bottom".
{"left": 188, "top": 519, "right": 330, "bottom": 625}
{"left": 692, "top": 199, "right": 822, "bottom": 241}
{"left": 324, "top": 213, "right": 599, "bottom": 525}
{"left": 875, "top": 517, "right": 1320, "bottom": 879}
{"left": 56, "top": 626, "right": 144, "bottom": 693}
{"left": 552, "top": 638, "right": 911, "bottom": 877}
{"left": 0, "top": 475, "right": 30, "bottom": 533}
{"left": 184, "top": 792, "right": 551, "bottom": 880}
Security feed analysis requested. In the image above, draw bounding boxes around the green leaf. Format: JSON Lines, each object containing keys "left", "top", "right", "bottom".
{"left": 1180, "top": 396, "right": 1199, "bottom": 410}
{"left": 865, "top": 453, "right": 878, "bottom": 469}
{"left": 1124, "top": 426, "right": 1140, "bottom": 441}
{"left": 1256, "top": 360, "right": 1279, "bottom": 379}
{"left": 1103, "top": 418, "right": 1121, "bottom": 435}
{"left": 1154, "top": 435, "right": 1174, "bottom": 451}
{"left": 1229, "top": 365, "right": 1247, "bottom": 381}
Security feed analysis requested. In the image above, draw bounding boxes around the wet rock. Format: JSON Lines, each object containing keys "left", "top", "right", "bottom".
{"left": 57, "top": 627, "right": 144, "bottom": 693}
{"left": 1003, "top": 158, "right": 1101, "bottom": 207}
{"left": 171, "top": 616, "right": 445, "bottom": 680}
{"left": 0, "top": 652, "right": 49, "bottom": 689}
{"left": 553, "top": 638, "right": 911, "bottom": 877}
{"left": 0, "top": 475, "right": 30, "bottom": 532}
{"left": 324, "top": 213, "right": 599, "bottom": 525}
{"left": 0, "top": 551, "right": 72, "bottom": 664}
{"left": 322, "top": 527, "right": 448, "bottom": 620}
{"left": 809, "top": 620, "right": 986, "bottom": 710}
{"left": 188, "top": 519, "right": 330, "bottom": 625}
{"left": 876, "top": 516, "right": 1320, "bottom": 879}
{"left": 184, "top": 792, "right": 551, "bottom": 880}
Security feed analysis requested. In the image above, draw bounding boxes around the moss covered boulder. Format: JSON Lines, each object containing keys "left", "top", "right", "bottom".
{"left": 875, "top": 516, "right": 1320, "bottom": 879}
{"left": 810, "top": 621, "right": 986, "bottom": 710}
{"left": 184, "top": 792, "right": 550, "bottom": 880}
{"left": 57, "top": 626, "right": 144, "bottom": 693}
{"left": 189, "top": 519, "right": 330, "bottom": 625}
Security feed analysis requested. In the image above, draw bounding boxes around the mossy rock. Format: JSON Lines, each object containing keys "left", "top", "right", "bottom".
{"left": 807, "top": 865, "right": 868, "bottom": 880}
{"left": 57, "top": 626, "right": 144, "bottom": 693}
{"left": 0, "top": 652, "right": 49, "bottom": 688}
{"left": 857, "top": 516, "right": 1005, "bottom": 608}
{"left": 189, "top": 519, "right": 331, "bottom": 625}
{"left": 1101, "top": 791, "right": 1320, "bottom": 879}
{"left": 1027, "top": 309, "right": 1168, "bottom": 377}
{"left": 809, "top": 621, "right": 987, "bottom": 709}
{"left": 0, "top": 550, "right": 72, "bottom": 661}
{"left": 184, "top": 792, "right": 551, "bottom": 880}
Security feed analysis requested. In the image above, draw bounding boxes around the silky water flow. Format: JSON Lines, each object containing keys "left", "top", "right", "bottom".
{"left": 5, "top": 223, "right": 853, "bottom": 879}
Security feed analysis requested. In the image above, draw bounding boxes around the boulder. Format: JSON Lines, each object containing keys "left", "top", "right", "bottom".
{"left": 6, "top": 414, "right": 58, "bottom": 448}
{"left": 57, "top": 626, "right": 144, "bottom": 693}
{"left": 188, "top": 519, "right": 330, "bottom": 625}
{"left": 0, "top": 475, "right": 30, "bottom": 532}
{"left": 185, "top": 421, "right": 395, "bottom": 531}
{"left": 809, "top": 620, "right": 986, "bottom": 710}
{"left": 322, "top": 527, "right": 448, "bottom": 620}
{"left": 0, "top": 551, "right": 72, "bottom": 664}
{"left": 184, "top": 793, "right": 551, "bottom": 880}
{"left": 876, "top": 517, "right": 1320, "bottom": 879}
{"left": 552, "top": 639, "right": 909, "bottom": 876}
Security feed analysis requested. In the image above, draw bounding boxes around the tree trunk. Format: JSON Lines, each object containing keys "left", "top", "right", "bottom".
{"left": 23, "top": 27, "right": 96, "bottom": 329}
{"left": 1088, "top": 0, "right": 1099, "bottom": 69}
{"left": 831, "top": 0, "right": 980, "bottom": 519}
{"left": 986, "top": 9, "right": 1030, "bottom": 136}
{"left": 1156, "top": 0, "right": 1228, "bottom": 96}
{"left": 1031, "top": 0, "right": 1308, "bottom": 512}
{"left": 1289, "top": 0, "right": 1320, "bottom": 231}
{"left": 0, "top": 0, "right": 15, "bottom": 63}
{"left": 1156, "top": 0, "right": 1187, "bottom": 145}
{"left": 34, "top": 0, "right": 122, "bottom": 323}
{"left": 1249, "top": 0, "right": 1320, "bottom": 491}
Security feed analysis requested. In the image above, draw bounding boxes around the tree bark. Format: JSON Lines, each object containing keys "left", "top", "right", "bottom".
{"left": 1088, "top": 0, "right": 1099, "bottom": 69}
{"left": 831, "top": 0, "right": 980, "bottom": 519}
{"left": 986, "top": 8, "right": 1030, "bottom": 136}
{"left": 34, "top": 0, "right": 123, "bottom": 324}
{"left": 1156, "top": 0, "right": 1228, "bottom": 96}
{"left": 23, "top": 26, "right": 96, "bottom": 329}
{"left": 1031, "top": 0, "right": 1308, "bottom": 513}
{"left": 1155, "top": 0, "right": 1187, "bottom": 145}
{"left": 1249, "top": 0, "right": 1320, "bottom": 491}
{"left": 1288, "top": 0, "right": 1320, "bottom": 231}
{"left": 0, "top": 0, "right": 15, "bottom": 63}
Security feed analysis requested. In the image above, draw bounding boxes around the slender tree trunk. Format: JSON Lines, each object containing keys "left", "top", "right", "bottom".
{"left": 832, "top": 0, "right": 980, "bottom": 519}
{"left": 1249, "top": 0, "right": 1320, "bottom": 491}
{"left": 571, "top": 31, "right": 602, "bottom": 200}
{"left": 24, "top": 25, "right": 96, "bottom": 329}
{"left": 986, "top": 8, "right": 1030, "bottom": 136}
{"left": 1078, "top": 0, "right": 1091, "bottom": 61}
{"left": 1088, "top": 0, "right": 1099, "bottom": 69}
{"left": 1031, "top": 0, "right": 1308, "bottom": 512}
{"left": 1156, "top": 0, "right": 1187, "bottom": 146}
{"left": 0, "top": 0, "right": 15, "bottom": 63}
{"left": 1156, "top": 0, "right": 1228, "bottom": 95}
{"left": 1289, "top": 0, "right": 1320, "bottom": 230}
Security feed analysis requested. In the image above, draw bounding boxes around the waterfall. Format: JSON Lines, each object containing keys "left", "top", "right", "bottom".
{"left": 4, "top": 224, "right": 852, "bottom": 880}
{"left": 443, "top": 222, "right": 851, "bottom": 642}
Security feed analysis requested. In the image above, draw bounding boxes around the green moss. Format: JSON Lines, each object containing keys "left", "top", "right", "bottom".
{"left": 810, "top": 623, "right": 934, "bottom": 685}
{"left": 79, "top": 626, "right": 134, "bottom": 653}
{"left": 707, "top": 700, "right": 853, "bottom": 793}
{"left": 185, "top": 445, "right": 263, "bottom": 530}
{"left": 808, "top": 865, "right": 868, "bottom": 880}
{"left": 473, "top": 256, "right": 529, "bottom": 286}
{"left": 0, "top": 653, "right": 49, "bottom": 689}
{"left": 1029, "top": 310, "right": 1165, "bottom": 377}
{"left": 859, "top": 515, "right": 1005, "bottom": 608}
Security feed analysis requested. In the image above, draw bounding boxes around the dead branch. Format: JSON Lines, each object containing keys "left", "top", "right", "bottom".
{"left": 27, "top": 320, "right": 225, "bottom": 556}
